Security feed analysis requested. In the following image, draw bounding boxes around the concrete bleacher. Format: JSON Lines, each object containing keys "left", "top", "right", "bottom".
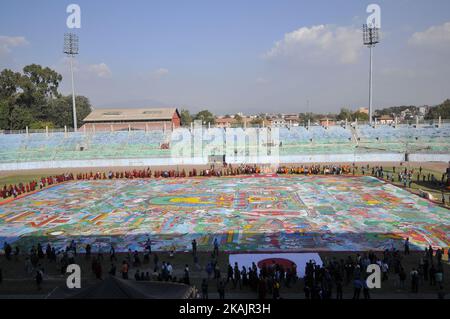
{"left": 0, "top": 130, "right": 171, "bottom": 164}
{"left": 0, "top": 124, "right": 449, "bottom": 170}
{"left": 357, "top": 124, "right": 450, "bottom": 142}
{"left": 279, "top": 126, "right": 353, "bottom": 144}
{"left": 279, "top": 126, "right": 355, "bottom": 155}
{"left": 356, "top": 124, "right": 450, "bottom": 153}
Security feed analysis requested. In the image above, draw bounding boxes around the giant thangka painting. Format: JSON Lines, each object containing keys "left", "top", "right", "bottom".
{"left": 0, "top": 176, "right": 448, "bottom": 252}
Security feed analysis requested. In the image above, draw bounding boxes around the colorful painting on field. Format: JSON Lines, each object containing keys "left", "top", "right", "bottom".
{"left": 0, "top": 176, "right": 448, "bottom": 252}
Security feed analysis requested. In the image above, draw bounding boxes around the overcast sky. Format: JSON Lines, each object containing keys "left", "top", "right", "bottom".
{"left": 1, "top": 0, "right": 450, "bottom": 114}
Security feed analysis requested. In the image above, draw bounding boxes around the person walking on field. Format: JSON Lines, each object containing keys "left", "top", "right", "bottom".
{"left": 201, "top": 279, "right": 208, "bottom": 299}
{"left": 218, "top": 279, "right": 225, "bottom": 299}
{"left": 121, "top": 260, "right": 129, "bottom": 279}
{"left": 233, "top": 262, "right": 242, "bottom": 289}
{"left": 35, "top": 267, "right": 43, "bottom": 291}
{"left": 411, "top": 268, "right": 419, "bottom": 293}
{"left": 145, "top": 235, "right": 152, "bottom": 254}
{"left": 213, "top": 238, "right": 219, "bottom": 257}
{"left": 192, "top": 239, "right": 197, "bottom": 257}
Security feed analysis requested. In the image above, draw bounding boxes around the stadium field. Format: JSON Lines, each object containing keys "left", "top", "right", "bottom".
{"left": 0, "top": 175, "right": 448, "bottom": 253}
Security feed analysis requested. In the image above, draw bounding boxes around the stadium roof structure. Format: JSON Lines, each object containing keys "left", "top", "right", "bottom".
{"left": 83, "top": 107, "right": 180, "bottom": 122}
{"left": 47, "top": 276, "right": 194, "bottom": 299}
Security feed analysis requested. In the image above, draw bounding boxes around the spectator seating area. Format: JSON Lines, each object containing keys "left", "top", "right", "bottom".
{"left": 356, "top": 124, "right": 450, "bottom": 153}
{"left": 279, "top": 126, "right": 355, "bottom": 155}
{"left": 0, "top": 131, "right": 171, "bottom": 163}
{"left": 0, "top": 124, "right": 449, "bottom": 164}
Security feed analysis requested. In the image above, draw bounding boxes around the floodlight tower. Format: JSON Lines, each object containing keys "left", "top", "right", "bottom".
{"left": 363, "top": 24, "right": 380, "bottom": 125}
{"left": 64, "top": 33, "right": 79, "bottom": 131}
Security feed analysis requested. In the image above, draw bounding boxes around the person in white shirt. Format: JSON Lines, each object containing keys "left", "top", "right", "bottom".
{"left": 167, "top": 263, "right": 173, "bottom": 280}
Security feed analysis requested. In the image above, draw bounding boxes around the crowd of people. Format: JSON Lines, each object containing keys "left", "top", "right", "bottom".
{"left": 1, "top": 163, "right": 449, "bottom": 205}
{"left": 277, "top": 164, "right": 353, "bottom": 175}
{"left": 0, "top": 236, "right": 448, "bottom": 298}
{"left": 0, "top": 162, "right": 449, "bottom": 297}
{"left": 0, "top": 163, "right": 371, "bottom": 202}
{"left": 371, "top": 165, "right": 442, "bottom": 187}
{"left": 0, "top": 173, "right": 74, "bottom": 200}
{"left": 300, "top": 240, "right": 447, "bottom": 300}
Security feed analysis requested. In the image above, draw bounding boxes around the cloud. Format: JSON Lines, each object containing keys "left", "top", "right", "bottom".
{"left": 263, "top": 25, "right": 362, "bottom": 65}
{"left": 153, "top": 68, "right": 169, "bottom": 78}
{"left": 55, "top": 57, "right": 79, "bottom": 74}
{"left": 409, "top": 22, "right": 450, "bottom": 49}
{"left": 0, "top": 35, "right": 28, "bottom": 55}
{"left": 88, "top": 63, "right": 112, "bottom": 78}
{"left": 54, "top": 59, "right": 112, "bottom": 82}
{"left": 380, "top": 67, "right": 416, "bottom": 79}
{"left": 256, "top": 77, "right": 269, "bottom": 84}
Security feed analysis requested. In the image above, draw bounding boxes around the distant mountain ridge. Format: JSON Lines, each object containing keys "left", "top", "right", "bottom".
{"left": 95, "top": 98, "right": 169, "bottom": 108}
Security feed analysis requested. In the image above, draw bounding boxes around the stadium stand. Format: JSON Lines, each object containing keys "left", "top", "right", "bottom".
{"left": 0, "top": 124, "right": 449, "bottom": 169}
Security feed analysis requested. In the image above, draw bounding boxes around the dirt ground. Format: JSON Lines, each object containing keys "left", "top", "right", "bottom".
{"left": 1, "top": 160, "right": 448, "bottom": 181}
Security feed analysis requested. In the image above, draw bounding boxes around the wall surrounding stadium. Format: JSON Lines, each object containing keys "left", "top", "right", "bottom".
{"left": 1, "top": 153, "right": 449, "bottom": 171}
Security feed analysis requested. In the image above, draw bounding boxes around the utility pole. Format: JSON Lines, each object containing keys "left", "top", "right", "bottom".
{"left": 64, "top": 33, "right": 79, "bottom": 131}
{"left": 363, "top": 24, "right": 380, "bottom": 125}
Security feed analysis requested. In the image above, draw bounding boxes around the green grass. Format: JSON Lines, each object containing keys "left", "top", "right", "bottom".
{"left": 0, "top": 174, "right": 46, "bottom": 187}
{"left": 366, "top": 166, "right": 449, "bottom": 207}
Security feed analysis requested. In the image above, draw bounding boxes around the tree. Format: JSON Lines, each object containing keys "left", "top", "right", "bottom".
{"left": 298, "top": 113, "right": 316, "bottom": 125}
{"left": 0, "top": 64, "right": 91, "bottom": 130}
{"left": 48, "top": 95, "right": 92, "bottom": 128}
{"left": 22, "top": 64, "right": 62, "bottom": 98}
{"left": 250, "top": 117, "right": 264, "bottom": 126}
{"left": 0, "top": 69, "right": 23, "bottom": 98}
{"left": 0, "top": 100, "right": 8, "bottom": 129}
{"left": 376, "top": 105, "right": 417, "bottom": 117}
{"left": 6, "top": 106, "right": 34, "bottom": 130}
{"left": 0, "top": 69, "right": 24, "bottom": 130}
{"left": 194, "top": 110, "right": 215, "bottom": 125}
{"left": 425, "top": 99, "right": 450, "bottom": 119}
{"left": 19, "top": 64, "right": 63, "bottom": 122}
{"left": 180, "top": 109, "right": 192, "bottom": 126}
{"left": 234, "top": 113, "right": 243, "bottom": 125}
{"left": 29, "top": 121, "right": 55, "bottom": 130}
{"left": 353, "top": 111, "right": 369, "bottom": 121}
{"left": 337, "top": 108, "right": 354, "bottom": 121}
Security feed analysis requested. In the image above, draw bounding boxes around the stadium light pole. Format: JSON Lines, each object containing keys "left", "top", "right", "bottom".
{"left": 64, "top": 33, "right": 79, "bottom": 131}
{"left": 363, "top": 24, "right": 380, "bottom": 125}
